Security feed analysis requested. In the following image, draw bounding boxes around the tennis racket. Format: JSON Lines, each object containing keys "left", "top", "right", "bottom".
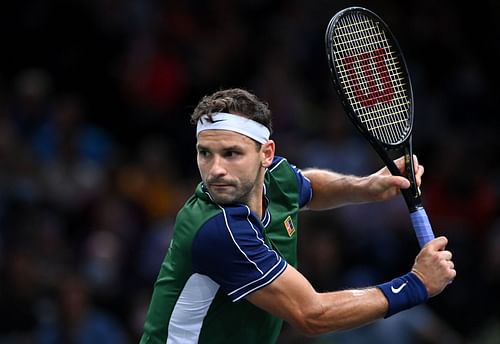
{"left": 324, "top": 7, "right": 435, "bottom": 248}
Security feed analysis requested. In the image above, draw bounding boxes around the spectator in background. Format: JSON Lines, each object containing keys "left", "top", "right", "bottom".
{"left": 0, "top": 247, "right": 39, "bottom": 342}
{"left": 9, "top": 68, "right": 54, "bottom": 139}
{"left": 37, "top": 273, "right": 127, "bottom": 344}
{"left": 31, "top": 95, "right": 115, "bottom": 210}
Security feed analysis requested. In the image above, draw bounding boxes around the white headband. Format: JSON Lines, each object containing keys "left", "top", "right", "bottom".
{"left": 196, "top": 112, "right": 270, "bottom": 144}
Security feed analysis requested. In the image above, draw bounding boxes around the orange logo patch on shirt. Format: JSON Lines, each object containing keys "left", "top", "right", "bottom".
{"left": 284, "top": 216, "right": 295, "bottom": 237}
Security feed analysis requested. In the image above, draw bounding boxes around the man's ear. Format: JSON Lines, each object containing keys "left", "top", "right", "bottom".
{"left": 261, "top": 140, "right": 275, "bottom": 168}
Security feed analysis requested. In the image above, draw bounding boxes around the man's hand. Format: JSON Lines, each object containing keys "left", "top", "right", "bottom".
{"left": 363, "top": 155, "right": 424, "bottom": 202}
{"left": 411, "top": 236, "right": 456, "bottom": 297}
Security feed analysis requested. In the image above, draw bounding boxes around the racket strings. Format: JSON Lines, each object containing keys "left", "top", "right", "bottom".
{"left": 341, "top": 15, "right": 408, "bottom": 144}
{"left": 331, "top": 12, "right": 411, "bottom": 145}
{"left": 341, "top": 14, "right": 408, "bottom": 144}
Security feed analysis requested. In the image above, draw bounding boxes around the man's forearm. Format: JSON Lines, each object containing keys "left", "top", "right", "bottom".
{"left": 247, "top": 265, "right": 390, "bottom": 336}
{"left": 303, "top": 169, "right": 368, "bottom": 210}
{"left": 305, "top": 288, "right": 388, "bottom": 335}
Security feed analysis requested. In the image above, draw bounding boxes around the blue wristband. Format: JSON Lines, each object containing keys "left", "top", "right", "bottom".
{"left": 377, "top": 272, "right": 428, "bottom": 318}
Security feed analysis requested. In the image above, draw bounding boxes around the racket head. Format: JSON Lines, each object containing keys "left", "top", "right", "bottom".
{"left": 325, "top": 7, "right": 414, "bottom": 149}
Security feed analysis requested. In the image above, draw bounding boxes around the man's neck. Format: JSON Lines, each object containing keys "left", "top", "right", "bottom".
{"left": 247, "top": 175, "right": 266, "bottom": 220}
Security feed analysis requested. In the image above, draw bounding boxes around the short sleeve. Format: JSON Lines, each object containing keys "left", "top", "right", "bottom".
{"left": 192, "top": 206, "right": 287, "bottom": 302}
{"left": 290, "top": 164, "right": 312, "bottom": 208}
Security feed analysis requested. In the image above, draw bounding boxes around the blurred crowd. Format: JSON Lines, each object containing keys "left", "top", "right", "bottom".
{"left": 0, "top": 0, "right": 499, "bottom": 343}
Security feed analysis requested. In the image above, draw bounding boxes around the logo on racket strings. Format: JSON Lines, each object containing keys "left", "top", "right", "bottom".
{"left": 342, "top": 48, "right": 395, "bottom": 108}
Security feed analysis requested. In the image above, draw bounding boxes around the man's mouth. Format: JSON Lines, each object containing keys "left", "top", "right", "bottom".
{"left": 210, "top": 183, "right": 232, "bottom": 188}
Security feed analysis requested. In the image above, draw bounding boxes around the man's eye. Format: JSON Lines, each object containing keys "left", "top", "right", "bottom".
{"left": 198, "top": 150, "right": 209, "bottom": 157}
{"left": 225, "top": 151, "right": 241, "bottom": 157}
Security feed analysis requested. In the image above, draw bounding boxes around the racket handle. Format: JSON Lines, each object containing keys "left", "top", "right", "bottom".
{"left": 410, "top": 207, "right": 435, "bottom": 248}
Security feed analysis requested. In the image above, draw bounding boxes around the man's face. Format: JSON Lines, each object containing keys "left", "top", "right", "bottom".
{"left": 196, "top": 130, "right": 264, "bottom": 205}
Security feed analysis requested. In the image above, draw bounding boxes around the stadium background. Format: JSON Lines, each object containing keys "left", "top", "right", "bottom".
{"left": 0, "top": 0, "right": 498, "bottom": 343}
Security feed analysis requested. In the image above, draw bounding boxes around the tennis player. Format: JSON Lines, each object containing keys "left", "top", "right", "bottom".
{"left": 140, "top": 88, "right": 455, "bottom": 343}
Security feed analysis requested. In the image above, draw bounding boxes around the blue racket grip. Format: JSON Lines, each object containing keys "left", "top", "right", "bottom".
{"left": 410, "top": 207, "right": 435, "bottom": 248}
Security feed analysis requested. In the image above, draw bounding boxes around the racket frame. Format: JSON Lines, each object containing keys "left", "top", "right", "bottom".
{"left": 325, "top": 6, "right": 422, "bottom": 212}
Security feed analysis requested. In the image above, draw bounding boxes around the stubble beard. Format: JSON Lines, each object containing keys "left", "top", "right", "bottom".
{"left": 207, "top": 175, "right": 260, "bottom": 205}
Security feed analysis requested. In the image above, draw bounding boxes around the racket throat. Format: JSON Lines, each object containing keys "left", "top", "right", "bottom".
{"left": 402, "top": 188, "right": 423, "bottom": 212}
{"left": 401, "top": 142, "right": 422, "bottom": 211}
{"left": 375, "top": 142, "right": 422, "bottom": 212}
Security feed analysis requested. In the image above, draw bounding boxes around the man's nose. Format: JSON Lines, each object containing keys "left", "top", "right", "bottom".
{"left": 210, "top": 156, "right": 227, "bottom": 177}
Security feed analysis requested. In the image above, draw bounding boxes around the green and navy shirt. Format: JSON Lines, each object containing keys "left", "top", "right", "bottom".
{"left": 141, "top": 156, "right": 312, "bottom": 344}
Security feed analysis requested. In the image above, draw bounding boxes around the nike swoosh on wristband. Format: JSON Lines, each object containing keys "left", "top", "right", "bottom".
{"left": 391, "top": 281, "right": 408, "bottom": 294}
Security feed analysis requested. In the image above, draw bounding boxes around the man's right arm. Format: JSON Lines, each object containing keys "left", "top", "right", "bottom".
{"left": 246, "top": 236, "right": 456, "bottom": 336}
{"left": 302, "top": 155, "right": 424, "bottom": 210}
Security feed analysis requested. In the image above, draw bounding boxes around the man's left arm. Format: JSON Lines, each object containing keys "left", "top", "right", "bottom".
{"left": 303, "top": 155, "right": 424, "bottom": 210}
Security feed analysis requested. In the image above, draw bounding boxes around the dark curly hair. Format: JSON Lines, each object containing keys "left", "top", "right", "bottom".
{"left": 190, "top": 88, "right": 273, "bottom": 134}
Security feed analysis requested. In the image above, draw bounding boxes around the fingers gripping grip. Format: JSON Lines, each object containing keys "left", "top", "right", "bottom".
{"left": 410, "top": 208, "right": 435, "bottom": 248}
